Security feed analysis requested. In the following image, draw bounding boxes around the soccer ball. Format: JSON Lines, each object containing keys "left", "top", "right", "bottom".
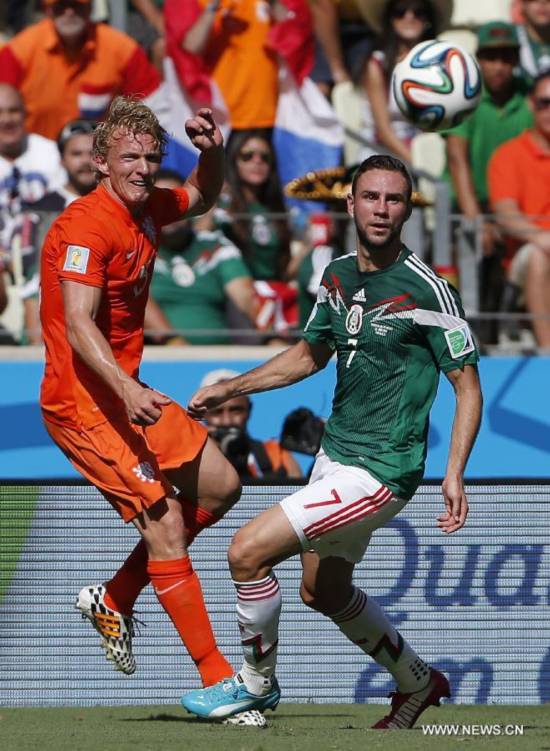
{"left": 392, "top": 40, "right": 482, "bottom": 131}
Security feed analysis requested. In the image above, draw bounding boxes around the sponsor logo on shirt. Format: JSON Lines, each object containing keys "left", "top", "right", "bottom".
{"left": 345, "top": 304, "right": 363, "bottom": 335}
{"left": 445, "top": 324, "right": 475, "bottom": 359}
{"left": 132, "top": 461, "right": 156, "bottom": 483}
{"left": 63, "top": 245, "right": 90, "bottom": 274}
{"left": 352, "top": 288, "right": 366, "bottom": 302}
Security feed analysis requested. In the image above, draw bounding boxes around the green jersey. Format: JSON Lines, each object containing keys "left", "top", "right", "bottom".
{"left": 303, "top": 247, "right": 479, "bottom": 499}
{"left": 150, "top": 230, "right": 249, "bottom": 344}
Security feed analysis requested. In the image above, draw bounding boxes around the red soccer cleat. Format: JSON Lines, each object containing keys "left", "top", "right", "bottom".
{"left": 372, "top": 668, "right": 451, "bottom": 730}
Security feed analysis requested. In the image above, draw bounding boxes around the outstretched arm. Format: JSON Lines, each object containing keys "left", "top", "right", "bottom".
{"left": 438, "top": 364, "right": 482, "bottom": 534}
{"left": 188, "top": 339, "right": 333, "bottom": 417}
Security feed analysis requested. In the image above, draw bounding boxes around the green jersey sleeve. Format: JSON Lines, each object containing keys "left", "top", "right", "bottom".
{"left": 213, "top": 238, "right": 251, "bottom": 286}
{"left": 302, "top": 275, "right": 336, "bottom": 349}
{"left": 414, "top": 282, "right": 479, "bottom": 373}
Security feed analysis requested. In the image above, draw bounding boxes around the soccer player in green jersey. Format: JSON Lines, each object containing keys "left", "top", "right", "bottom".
{"left": 181, "top": 155, "right": 483, "bottom": 729}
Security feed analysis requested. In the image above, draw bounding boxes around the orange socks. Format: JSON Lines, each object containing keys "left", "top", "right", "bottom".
{"left": 180, "top": 501, "right": 219, "bottom": 545}
{"left": 148, "top": 556, "right": 233, "bottom": 687}
{"left": 103, "top": 504, "right": 220, "bottom": 615}
{"left": 104, "top": 539, "right": 149, "bottom": 615}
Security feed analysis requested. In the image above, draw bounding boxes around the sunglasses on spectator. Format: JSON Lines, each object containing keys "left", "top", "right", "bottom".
{"left": 533, "top": 97, "right": 550, "bottom": 110}
{"left": 238, "top": 150, "right": 272, "bottom": 164}
{"left": 391, "top": 5, "right": 428, "bottom": 20}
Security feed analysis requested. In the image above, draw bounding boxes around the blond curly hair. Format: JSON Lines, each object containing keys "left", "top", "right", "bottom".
{"left": 93, "top": 96, "right": 167, "bottom": 164}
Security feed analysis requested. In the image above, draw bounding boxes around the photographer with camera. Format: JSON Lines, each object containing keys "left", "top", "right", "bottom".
{"left": 200, "top": 369, "right": 303, "bottom": 482}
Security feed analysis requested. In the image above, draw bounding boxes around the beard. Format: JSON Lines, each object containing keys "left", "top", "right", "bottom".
{"left": 69, "top": 171, "right": 96, "bottom": 196}
{"left": 355, "top": 217, "right": 401, "bottom": 251}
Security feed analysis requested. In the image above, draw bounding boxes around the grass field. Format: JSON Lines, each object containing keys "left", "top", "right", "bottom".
{"left": 1, "top": 704, "right": 549, "bottom": 751}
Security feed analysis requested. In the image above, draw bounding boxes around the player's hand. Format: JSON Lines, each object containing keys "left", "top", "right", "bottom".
{"left": 122, "top": 382, "right": 171, "bottom": 426}
{"left": 187, "top": 383, "right": 231, "bottom": 419}
{"left": 438, "top": 474, "right": 469, "bottom": 534}
{"left": 185, "top": 109, "right": 223, "bottom": 152}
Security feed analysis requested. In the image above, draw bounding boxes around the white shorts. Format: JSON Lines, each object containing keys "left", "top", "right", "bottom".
{"left": 280, "top": 449, "right": 408, "bottom": 563}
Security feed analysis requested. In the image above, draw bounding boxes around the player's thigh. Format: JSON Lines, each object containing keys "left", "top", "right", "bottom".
{"left": 280, "top": 459, "right": 407, "bottom": 564}
{"left": 44, "top": 418, "right": 172, "bottom": 523}
{"left": 229, "top": 503, "right": 303, "bottom": 579}
{"left": 166, "top": 435, "right": 241, "bottom": 506}
{"left": 144, "top": 399, "right": 208, "bottom": 472}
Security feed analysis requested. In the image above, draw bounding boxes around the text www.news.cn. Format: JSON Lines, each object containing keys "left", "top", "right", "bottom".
{"left": 422, "top": 724, "right": 524, "bottom": 736}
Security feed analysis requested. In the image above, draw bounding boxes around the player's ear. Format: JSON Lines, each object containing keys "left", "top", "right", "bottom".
{"left": 346, "top": 192, "right": 354, "bottom": 218}
{"left": 93, "top": 155, "right": 109, "bottom": 178}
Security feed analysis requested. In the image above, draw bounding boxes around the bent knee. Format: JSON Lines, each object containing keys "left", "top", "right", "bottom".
{"left": 228, "top": 529, "right": 266, "bottom": 579}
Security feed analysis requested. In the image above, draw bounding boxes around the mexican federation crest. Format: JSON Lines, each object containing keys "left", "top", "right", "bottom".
{"left": 345, "top": 304, "right": 363, "bottom": 335}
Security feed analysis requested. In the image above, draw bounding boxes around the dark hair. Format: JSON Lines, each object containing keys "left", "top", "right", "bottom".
{"left": 351, "top": 154, "right": 413, "bottom": 200}
{"left": 155, "top": 167, "right": 185, "bottom": 185}
{"left": 224, "top": 129, "right": 290, "bottom": 275}
{"left": 57, "top": 119, "right": 96, "bottom": 155}
{"left": 376, "top": 0, "right": 436, "bottom": 78}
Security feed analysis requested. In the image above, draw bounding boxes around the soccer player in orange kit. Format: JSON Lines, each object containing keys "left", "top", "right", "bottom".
{"left": 40, "top": 96, "right": 239, "bottom": 694}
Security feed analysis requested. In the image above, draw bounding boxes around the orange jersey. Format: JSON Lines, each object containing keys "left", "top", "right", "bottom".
{"left": 201, "top": 0, "right": 278, "bottom": 129}
{"left": 0, "top": 19, "right": 160, "bottom": 140}
{"left": 40, "top": 183, "right": 190, "bottom": 429}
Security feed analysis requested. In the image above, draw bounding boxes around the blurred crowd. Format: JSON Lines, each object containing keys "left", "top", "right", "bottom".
{"left": 0, "top": 0, "right": 549, "bottom": 350}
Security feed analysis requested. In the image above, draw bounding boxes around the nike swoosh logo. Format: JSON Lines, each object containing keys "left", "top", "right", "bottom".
{"left": 154, "top": 579, "right": 185, "bottom": 596}
{"left": 126, "top": 250, "right": 136, "bottom": 259}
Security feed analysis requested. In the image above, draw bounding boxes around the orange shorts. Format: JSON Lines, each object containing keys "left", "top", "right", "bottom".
{"left": 44, "top": 400, "right": 208, "bottom": 523}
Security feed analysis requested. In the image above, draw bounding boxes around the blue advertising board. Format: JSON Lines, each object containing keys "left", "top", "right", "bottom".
{"left": 0, "top": 355, "right": 549, "bottom": 479}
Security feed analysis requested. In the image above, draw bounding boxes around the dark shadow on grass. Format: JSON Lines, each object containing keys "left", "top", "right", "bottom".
{"left": 120, "top": 714, "right": 193, "bottom": 723}
{"left": 120, "top": 711, "right": 356, "bottom": 724}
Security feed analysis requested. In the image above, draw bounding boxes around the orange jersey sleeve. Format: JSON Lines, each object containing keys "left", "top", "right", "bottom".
{"left": 149, "top": 186, "right": 190, "bottom": 228}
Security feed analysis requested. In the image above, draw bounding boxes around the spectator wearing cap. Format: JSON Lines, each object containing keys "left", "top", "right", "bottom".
{"left": 515, "top": 0, "right": 550, "bottom": 84}
{"left": 199, "top": 368, "right": 303, "bottom": 481}
{"left": 0, "top": 0, "right": 162, "bottom": 141}
{"left": 19, "top": 119, "right": 97, "bottom": 343}
{"left": 444, "top": 21, "right": 532, "bottom": 343}
{"left": 488, "top": 70, "right": 550, "bottom": 350}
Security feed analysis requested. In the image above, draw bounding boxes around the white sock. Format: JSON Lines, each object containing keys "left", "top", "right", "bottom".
{"left": 331, "top": 587, "right": 430, "bottom": 693}
{"left": 234, "top": 573, "right": 281, "bottom": 696}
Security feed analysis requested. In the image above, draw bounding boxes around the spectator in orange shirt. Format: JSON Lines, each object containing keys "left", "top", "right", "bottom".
{"left": 40, "top": 96, "right": 247, "bottom": 703}
{"left": 165, "top": 0, "right": 300, "bottom": 131}
{"left": 0, "top": 0, "right": 162, "bottom": 141}
{"left": 488, "top": 71, "right": 550, "bottom": 349}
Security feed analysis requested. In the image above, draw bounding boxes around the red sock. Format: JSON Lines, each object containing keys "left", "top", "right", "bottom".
{"left": 181, "top": 501, "right": 219, "bottom": 545}
{"left": 104, "top": 539, "right": 149, "bottom": 615}
{"left": 148, "top": 556, "right": 233, "bottom": 686}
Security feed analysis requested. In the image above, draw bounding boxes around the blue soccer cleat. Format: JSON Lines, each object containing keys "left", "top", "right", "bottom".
{"left": 181, "top": 674, "right": 281, "bottom": 720}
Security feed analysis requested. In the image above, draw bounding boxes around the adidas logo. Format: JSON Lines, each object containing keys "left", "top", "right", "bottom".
{"left": 352, "top": 289, "right": 366, "bottom": 302}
